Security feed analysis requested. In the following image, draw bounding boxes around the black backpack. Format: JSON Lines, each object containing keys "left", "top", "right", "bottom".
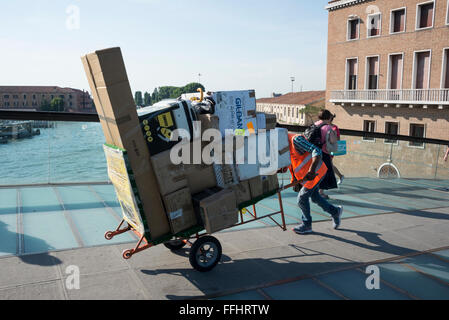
{"left": 304, "top": 122, "right": 326, "bottom": 148}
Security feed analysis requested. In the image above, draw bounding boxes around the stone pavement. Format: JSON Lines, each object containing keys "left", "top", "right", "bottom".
{"left": 1, "top": 206, "right": 448, "bottom": 300}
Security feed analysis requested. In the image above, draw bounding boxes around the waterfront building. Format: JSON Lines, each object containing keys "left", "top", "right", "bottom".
{"left": 0, "top": 86, "right": 95, "bottom": 113}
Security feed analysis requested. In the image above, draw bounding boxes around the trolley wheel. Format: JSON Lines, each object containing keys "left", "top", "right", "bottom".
{"left": 104, "top": 231, "right": 114, "bottom": 240}
{"left": 189, "top": 236, "right": 222, "bottom": 272}
{"left": 163, "top": 240, "right": 187, "bottom": 251}
{"left": 122, "top": 249, "right": 133, "bottom": 260}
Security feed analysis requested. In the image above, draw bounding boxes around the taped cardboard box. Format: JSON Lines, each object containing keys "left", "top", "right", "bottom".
{"left": 212, "top": 148, "right": 239, "bottom": 188}
{"left": 199, "top": 188, "right": 238, "bottom": 234}
{"left": 151, "top": 147, "right": 217, "bottom": 196}
{"left": 163, "top": 187, "right": 197, "bottom": 234}
{"left": 249, "top": 174, "right": 279, "bottom": 199}
{"left": 230, "top": 180, "right": 251, "bottom": 205}
{"left": 82, "top": 47, "right": 170, "bottom": 240}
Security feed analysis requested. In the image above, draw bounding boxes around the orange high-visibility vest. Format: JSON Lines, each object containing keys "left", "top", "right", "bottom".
{"left": 288, "top": 133, "right": 328, "bottom": 190}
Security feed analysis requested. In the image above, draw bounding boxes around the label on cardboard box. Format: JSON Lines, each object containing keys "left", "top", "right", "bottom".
{"left": 103, "top": 144, "right": 145, "bottom": 235}
{"left": 212, "top": 90, "right": 258, "bottom": 136}
{"left": 163, "top": 187, "right": 197, "bottom": 234}
{"left": 169, "top": 209, "right": 183, "bottom": 220}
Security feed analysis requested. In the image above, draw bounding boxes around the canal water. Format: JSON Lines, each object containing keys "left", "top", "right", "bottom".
{"left": 1, "top": 122, "right": 108, "bottom": 185}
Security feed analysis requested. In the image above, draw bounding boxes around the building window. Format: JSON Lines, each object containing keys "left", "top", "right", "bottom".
{"left": 59, "top": 95, "right": 64, "bottom": 99}
{"left": 413, "top": 50, "right": 431, "bottom": 89}
{"left": 409, "top": 124, "right": 425, "bottom": 147}
{"left": 347, "top": 18, "right": 360, "bottom": 40}
{"left": 385, "top": 122, "right": 399, "bottom": 144}
{"left": 363, "top": 120, "right": 376, "bottom": 141}
{"left": 13, "top": 95, "right": 18, "bottom": 99}
{"left": 391, "top": 8, "right": 406, "bottom": 33}
{"left": 346, "top": 58, "right": 358, "bottom": 90}
{"left": 442, "top": 48, "right": 449, "bottom": 89}
{"left": 416, "top": 1, "right": 434, "bottom": 30}
{"left": 3, "top": 95, "right": 9, "bottom": 99}
{"left": 366, "top": 56, "right": 379, "bottom": 90}
{"left": 367, "top": 13, "right": 381, "bottom": 37}
{"left": 32, "top": 95, "right": 36, "bottom": 100}
{"left": 388, "top": 54, "right": 404, "bottom": 90}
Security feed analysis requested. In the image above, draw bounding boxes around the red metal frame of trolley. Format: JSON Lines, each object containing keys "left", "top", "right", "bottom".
{"left": 104, "top": 179, "right": 301, "bottom": 271}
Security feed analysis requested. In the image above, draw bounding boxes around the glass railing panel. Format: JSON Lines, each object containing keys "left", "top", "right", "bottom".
{"left": 1, "top": 120, "right": 108, "bottom": 186}
{"left": 47, "top": 121, "right": 108, "bottom": 184}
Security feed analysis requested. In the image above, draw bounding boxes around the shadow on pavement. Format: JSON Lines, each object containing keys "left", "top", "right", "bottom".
{"left": 141, "top": 228, "right": 416, "bottom": 300}
{"left": 0, "top": 221, "right": 62, "bottom": 266}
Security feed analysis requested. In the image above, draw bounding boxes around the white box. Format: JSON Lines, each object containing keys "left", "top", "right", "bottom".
{"left": 212, "top": 90, "right": 257, "bottom": 136}
{"left": 235, "top": 134, "right": 260, "bottom": 180}
{"left": 258, "top": 128, "right": 291, "bottom": 176}
{"left": 234, "top": 128, "right": 291, "bottom": 179}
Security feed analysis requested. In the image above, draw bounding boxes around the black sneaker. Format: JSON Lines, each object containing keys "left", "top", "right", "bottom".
{"left": 293, "top": 224, "right": 313, "bottom": 234}
{"left": 332, "top": 206, "right": 343, "bottom": 229}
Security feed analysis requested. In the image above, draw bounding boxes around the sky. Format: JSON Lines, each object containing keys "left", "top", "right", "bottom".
{"left": 0, "top": 0, "right": 330, "bottom": 99}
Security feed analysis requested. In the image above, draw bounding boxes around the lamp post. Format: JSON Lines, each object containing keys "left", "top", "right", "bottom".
{"left": 290, "top": 77, "right": 295, "bottom": 93}
{"left": 198, "top": 73, "right": 202, "bottom": 84}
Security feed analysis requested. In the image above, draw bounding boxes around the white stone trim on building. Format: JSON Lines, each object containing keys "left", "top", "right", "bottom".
{"left": 325, "top": 0, "right": 371, "bottom": 11}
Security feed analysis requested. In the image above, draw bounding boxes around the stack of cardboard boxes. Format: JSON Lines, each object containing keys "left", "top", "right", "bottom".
{"left": 82, "top": 47, "right": 291, "bottom": 239}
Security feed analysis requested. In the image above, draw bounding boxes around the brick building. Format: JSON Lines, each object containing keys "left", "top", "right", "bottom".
{"left": 326, "top": 0, "right": 449, "bottom": 141}
{"left": 257, "top": 91, "right": 325, "bottom": 125}
{"left": 0, "top": 86, "right": 95, "bottom": 113}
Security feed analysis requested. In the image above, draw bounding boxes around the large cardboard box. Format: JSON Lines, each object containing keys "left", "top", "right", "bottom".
{"left": 212, "top": 148, "right": 239, "bottom": 188}
{"left": 212, "top": 90, "right": 257, "bottom": 136}
{"left": 230, "top": 180, "right": 251, "bottom": 205}
{"left": 151, "top": 148, "right": 217, "bottom": 196}
{"left": 82, "top": 47, "right": 170, "bottom": 240}
{"left": 163, "top": 187, "right": 197, "bottom": 234}
{"left": 249, "top": 174, "right": 279, "bottom": 199}
{"left": 199, "top": 189, "right": 238, "bottom": 233}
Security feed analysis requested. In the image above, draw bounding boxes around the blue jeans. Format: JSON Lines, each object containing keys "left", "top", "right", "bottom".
{"left": 297, "top": 182, "right": 338, "bottom": 227}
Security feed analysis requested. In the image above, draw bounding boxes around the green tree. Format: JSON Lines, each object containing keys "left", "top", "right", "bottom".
{"left": 134, "top": 91, "right": 143, "bottom": 107}
{"left": 50, "top": 97, "right": 65, "bottom": 112}
{"left": 149, "top": 83, "right": 206, "bottom": 105}
{"left": 144, "top": 92, "right": 151, "bottom": 106}
{"left": 183, "top": 82, "right": 205, "bottom": 94}
{"left": 151, "top": 88, "right": 159, "bottom": 103}
{"left": 300, "top": 103, "right": 322, "bottom": 125}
